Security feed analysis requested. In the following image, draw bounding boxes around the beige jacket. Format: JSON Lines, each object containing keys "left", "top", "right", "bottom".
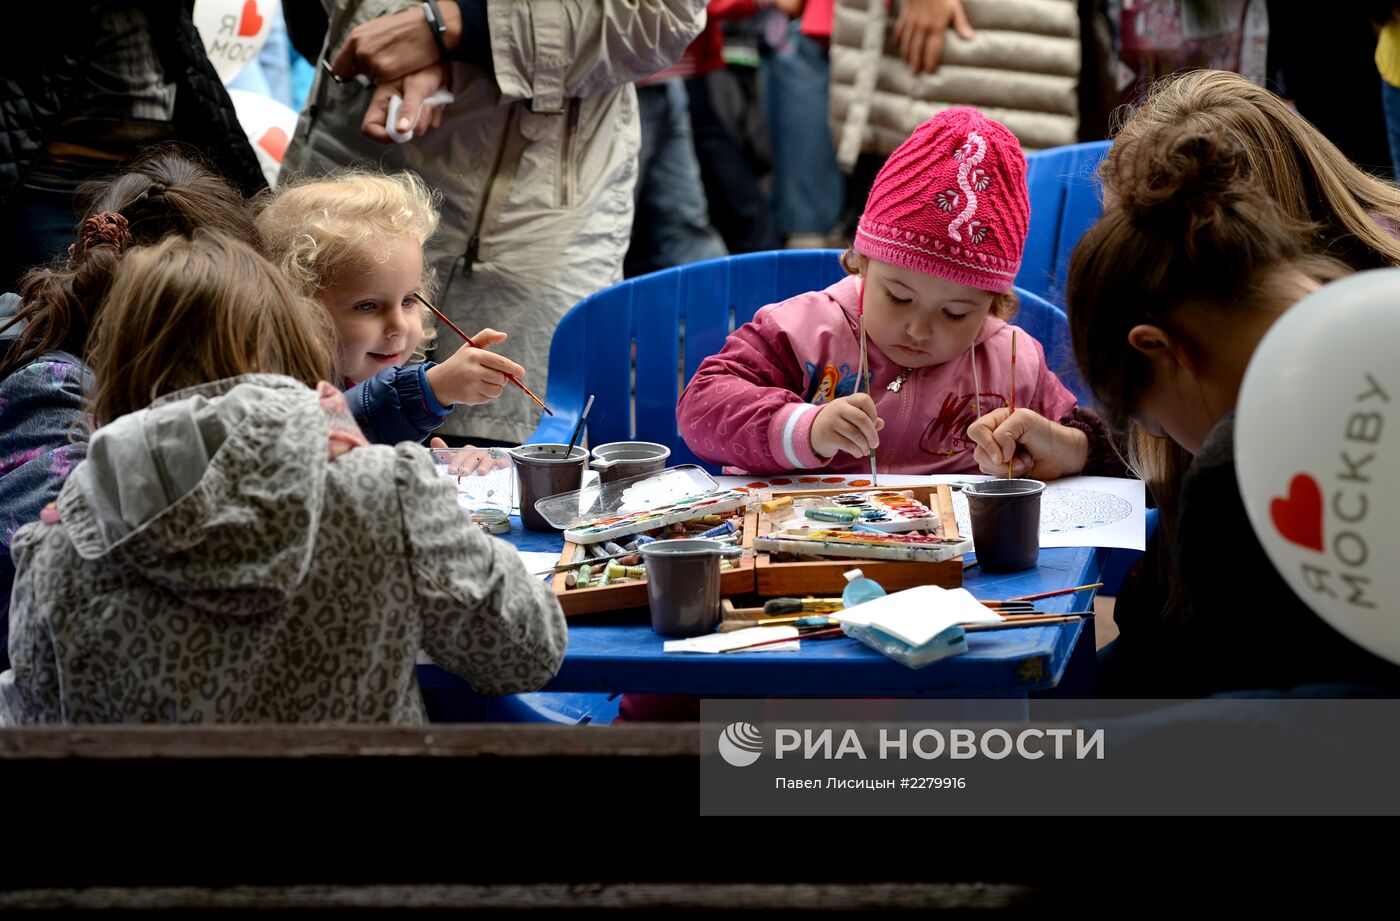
{"left": 283, "top": 1, "right": 707, "bottom": 442}
{"left": 830, "top": 0, "right": 1079, "bottom": 164}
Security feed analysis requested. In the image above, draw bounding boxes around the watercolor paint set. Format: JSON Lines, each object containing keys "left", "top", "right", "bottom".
{"left": 529, "top": 465, "right": 749, "bottom": 546}
{"left": 550, "top": 508, "right": 757, "bottom": 615}
{"left": 752, "top": 484, "right": 966, "bottom": 595}
{"left": 761, "top": 489, "right": 939, "bottom": 534}
{"left": 561, "top": 489, "right": 748, "bottom": 545}
{"left": 753, "top": 527, "right": 968, "bottom": 563}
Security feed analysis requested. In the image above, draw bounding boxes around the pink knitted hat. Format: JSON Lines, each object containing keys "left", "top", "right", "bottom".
{"left": 854, "top": 108, "right": 1029, "bottom": 293}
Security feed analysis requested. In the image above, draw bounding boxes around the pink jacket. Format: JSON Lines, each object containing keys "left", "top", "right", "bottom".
{"left": 677, "top": 275, "right": 1081, "bottom": 474}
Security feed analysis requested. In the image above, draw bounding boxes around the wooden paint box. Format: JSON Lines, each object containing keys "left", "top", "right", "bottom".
{"left": 753, "top": 485, "right": 964, "bottom": 595}
{"left": 552, "top": 510, "right": 758, "bottom": 616}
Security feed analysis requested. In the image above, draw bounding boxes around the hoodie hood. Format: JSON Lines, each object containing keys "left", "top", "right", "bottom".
{"left": 56, "top": 374, "right": 334, "bottom": 617}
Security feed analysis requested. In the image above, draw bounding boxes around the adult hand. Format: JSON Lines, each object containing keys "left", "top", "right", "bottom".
{"left": 360, "top": 64, "right": 448, "bottom": 143}
{"left": 810, "top": 394, "right": 885, "bottom": 459}
{"left": 772, "top": 0, "right": 807, "bottom": 17}
{"left": 330, "top": 3, "right": 463, "bottom": 83}
{"left": 966, "top": 407, "right": 1089, "bottom": 480}
{"left": 893, "top": 0, "right": 974, "bottom": 76}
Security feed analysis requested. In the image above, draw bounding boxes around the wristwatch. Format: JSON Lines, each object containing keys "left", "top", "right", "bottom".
{"left": 421, "top": 0, "right": 450, "bottom": 60}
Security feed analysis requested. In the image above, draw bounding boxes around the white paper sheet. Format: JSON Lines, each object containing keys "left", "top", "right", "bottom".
{"left": 663, "top": 626, "right": 801, "bottom": 653}
{"left": 943, "top": 475, "right": 1147, "bottom": 552}
{"left": 516, "top": 550, "right": 566, "bottom": 577}
{"left": 716, "top": 473, "right": 1148, "bottom": 551}
{"left": 833, "top": 585, "right": 1001, "bottom": 647}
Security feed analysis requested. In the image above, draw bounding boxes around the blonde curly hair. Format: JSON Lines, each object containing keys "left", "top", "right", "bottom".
{"left": 257, "top": 170, "right": 442, "bottom": 358}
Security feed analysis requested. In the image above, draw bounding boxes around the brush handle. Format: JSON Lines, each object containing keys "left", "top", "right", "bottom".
{"left": 1005, "top": 583, "right": 1104, "bottom": 603}
{"left": 416, "top": 294, "right": 553, "bottom": 415}
{"left": 721, "top": 626, "right": 845, "bottom": 653}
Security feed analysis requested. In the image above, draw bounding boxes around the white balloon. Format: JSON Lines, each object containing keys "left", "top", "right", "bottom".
{"left": 1235, "top": 269, "right": 1400, "bottom": 665}
{"left": 227, "top": 89, "right": 298, "bottom": 187}
{"left": 194, "top": 0, "right": 275, "bottom": 84}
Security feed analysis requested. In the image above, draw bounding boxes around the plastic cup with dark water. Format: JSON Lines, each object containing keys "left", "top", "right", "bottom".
{"left": 590, "top": 441, "right": 671, "bottom": 485}
{"left": 963, "top": 479, "right": 1046, "bottom": 573}
{"left": 510, "top": 444, "right": 588, "bottom": 532}
{"left": 639, "top": 539, "right": 739, "bottom": 637}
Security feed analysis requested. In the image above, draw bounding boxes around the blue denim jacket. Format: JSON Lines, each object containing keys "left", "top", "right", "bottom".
{"left": 0, "top": 293, "right": 93, "bottom": 659}
{"left": 342, "top": 361, "right": 452, "bottom": 446}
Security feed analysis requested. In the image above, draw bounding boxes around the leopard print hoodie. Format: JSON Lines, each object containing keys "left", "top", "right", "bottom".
{"left": 0, "top": 374, "right": 567, "bottom": 724}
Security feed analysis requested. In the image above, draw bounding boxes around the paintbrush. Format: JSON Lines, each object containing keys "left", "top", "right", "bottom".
{"left": 565, "top": 394, "right": 594, "bottom": 459}
{"left": 534, "top": 529, "right": 741, "bottom": 576}
{"left": 1003, "top": 583, "right": 1104, "bottom": 603}
{"left": 532, "top": 545, "right": 634, "bottom": 576}
{"left": 857, "top": 282, "right": 879, "bottom": 487}
{"left": 412, "top": 292, "right": 552, "bottom": 416}
{"left": 1007, "top": 329, "right": 1017, "bottom": 479}
{"left": 964, "top": 613, "right": 1089, "bottom": 632}
{"left": 720, "top": 626, "right": 846, "bottom": 653}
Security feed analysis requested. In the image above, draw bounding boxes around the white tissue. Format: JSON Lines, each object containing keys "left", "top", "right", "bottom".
{"left": 386, "top": 89, "right": 455, "bottom": 144}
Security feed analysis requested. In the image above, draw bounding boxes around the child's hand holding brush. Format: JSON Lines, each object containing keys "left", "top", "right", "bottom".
{"left": 424, "top": 327, "right": 526, "bottom": 406}
{"left": 966, "top": 407, "right": 1088, "bottom": 480}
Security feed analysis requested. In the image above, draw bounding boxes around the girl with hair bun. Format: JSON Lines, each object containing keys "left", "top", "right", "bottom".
{"left": 0, "top": 150, "right": 260, "bottom": 663}
{"left": 1062, "top": 125, "right": 1400, "bottom": 696}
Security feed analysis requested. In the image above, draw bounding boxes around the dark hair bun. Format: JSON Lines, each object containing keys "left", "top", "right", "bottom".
{"left": 1116, "top": 128, "right": 1250, "bottom": 227}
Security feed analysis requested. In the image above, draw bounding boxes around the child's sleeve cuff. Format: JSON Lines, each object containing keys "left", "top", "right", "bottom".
{"left": 415, "top": 362, "right": 452, "bottom": 418}
{"left": 769, "top": 402, "right": 827, "bottom": 470}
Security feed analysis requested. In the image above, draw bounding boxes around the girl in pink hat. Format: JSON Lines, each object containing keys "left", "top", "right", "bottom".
{"left": 678, "top": 107, "right": 1110, "bottom": 477}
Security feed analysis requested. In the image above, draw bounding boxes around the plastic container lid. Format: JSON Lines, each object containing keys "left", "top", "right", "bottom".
{"left": 531, "top": 464, "right": 719, "bottom": 531}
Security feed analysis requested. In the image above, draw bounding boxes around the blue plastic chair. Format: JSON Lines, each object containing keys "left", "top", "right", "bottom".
{"left": 1017, "top": 140, "right": 1111, "bottom": 310}
{"left": 528, "top": 250, "right": 849, "bottom": 465}
{"left": 421, "top": 687, "right": 622, "bottom": 725}
{"left": 527, "top": 249, "right": 1089, "bottom": 458}
{"left": 1007, "top": 282, "right": 1089, "bottom": 405}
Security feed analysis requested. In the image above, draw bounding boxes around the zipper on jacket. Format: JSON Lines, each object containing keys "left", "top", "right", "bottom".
{"left": 463, "top": 234, "right": 480, "bottom": 277}
{"left": 460, "top": 115, "right": 515, "bottom": 278}
{"left": 889, "top": 367, "right": 916, "bottom": 457}
{"left": 557, "top": 98, "right": 580, "bottom": 209}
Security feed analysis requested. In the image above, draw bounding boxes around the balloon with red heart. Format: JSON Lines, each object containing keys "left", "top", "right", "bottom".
{"left": 1236, "top": 269, "right": 1400, "bottom": 667}
{"left": 193, "top": 0, "right": 274, "bottom": 84}
{"left": 228, "top": 89, "right": 298, "bottom": 186}
{"left": 1270, "top": 473, "right": 1324, "bottom": 553}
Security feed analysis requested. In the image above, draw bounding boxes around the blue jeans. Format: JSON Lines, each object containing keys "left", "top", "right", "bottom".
{"left": 686, "top": 69, "right": 779, "bottom": 254}
{"left": 626, "top": 79, "right": 728, "bottom": 277}
{"left": 2, "top": 177, "right": 85, "bottom": 290}
{"left": 760, "top": 23, "right": 845, "bottom": 238}
{"left": 1382, "top": 78, "right": 1400, "bottom": 180}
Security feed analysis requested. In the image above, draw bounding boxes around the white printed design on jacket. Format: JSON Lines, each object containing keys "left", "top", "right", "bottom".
{"left": 946, "top": 132, "right": 988, "bottom": 244}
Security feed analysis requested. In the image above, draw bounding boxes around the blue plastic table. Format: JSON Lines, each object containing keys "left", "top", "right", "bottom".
{"left": 418, "top": 519, "right": 1109, "bottom": 700}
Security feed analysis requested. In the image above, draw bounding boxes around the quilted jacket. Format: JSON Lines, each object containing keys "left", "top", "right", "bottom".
{"left": 0, "top": 1, "right": 265, "bottom": 210}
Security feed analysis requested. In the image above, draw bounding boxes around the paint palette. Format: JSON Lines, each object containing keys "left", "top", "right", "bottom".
{"left": 753, "top": 528, "right": 970, "bottom": 563}
{"left": 771, "top": 490, "right": 939, "bottom": 534}
{"left": 429, "top": 448, "right": 515, "bottom": 514}
{"left": 752, "top": 484, "right": 966, "bottom": 594}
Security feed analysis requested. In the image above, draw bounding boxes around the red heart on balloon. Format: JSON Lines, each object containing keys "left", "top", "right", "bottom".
{"left": 257, "top": 126, "right": 288, "bottom": 162}
{"left": 1270, "top": 473, "right": 1324, "bottom": 552}
{"left": 238, "top": 0, "right": 265, "bottom": 37}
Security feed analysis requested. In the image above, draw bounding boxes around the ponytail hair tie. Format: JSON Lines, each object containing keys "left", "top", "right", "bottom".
{"left": 68, "top": 211, "right": 133, "bottom": 262}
